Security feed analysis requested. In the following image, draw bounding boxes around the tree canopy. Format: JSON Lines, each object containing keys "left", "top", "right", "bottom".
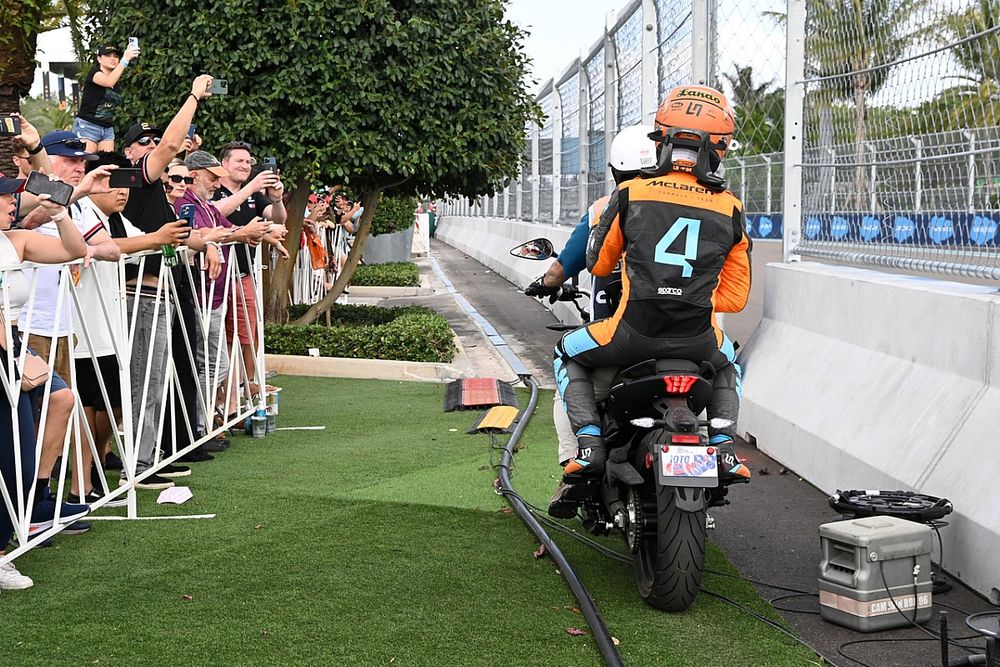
{"left": 90, "top": 0, "right": 539, "bottom": 322}
{"left": 90, "top": 0, "right": 536, "bottom": 197}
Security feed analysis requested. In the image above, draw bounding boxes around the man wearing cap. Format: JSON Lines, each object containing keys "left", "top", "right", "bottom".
{"left": 74, "top": 41, "right": 140, "bottom": 153}
{"left": 119, "top": 74, "right": 223, "bottom": 465}
{"left": 175, "top": 151, "right": 235, "bottom": 439}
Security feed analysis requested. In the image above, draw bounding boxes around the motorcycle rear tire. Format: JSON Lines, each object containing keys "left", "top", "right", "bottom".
{"left": 633, "top": 435, "right": 707, "bottom": 611}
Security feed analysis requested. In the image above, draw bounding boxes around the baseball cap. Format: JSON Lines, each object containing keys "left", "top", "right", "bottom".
{"left": 185, "top": 150, "right": 229, "bottom": 178}
{"left": 98, "top": 45, "right": 122, "bottom": 56}
{"left": 40, "top": 131, "right": 98, "bottom": 160}
{"left": 0, "top": 172, "right": 25, "bottom": 195}
{"left": 122, "top": 122, "right": 163, "bottom": 148}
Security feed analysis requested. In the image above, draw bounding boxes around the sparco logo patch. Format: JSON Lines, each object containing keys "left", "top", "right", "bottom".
{"left": 677, "top": 88, "right": 721, "bottom": 105}
{"left": 658, "top": 287, "right": 683, "bottom": 296}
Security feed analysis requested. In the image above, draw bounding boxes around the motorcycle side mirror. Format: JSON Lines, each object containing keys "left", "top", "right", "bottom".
{"left": 510, "top": 238, "right": 555, "bottom": 260}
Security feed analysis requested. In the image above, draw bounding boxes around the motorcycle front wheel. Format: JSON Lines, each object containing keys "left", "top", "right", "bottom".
{"left": 633, "top": 433, "right": 708, "bottom": 611}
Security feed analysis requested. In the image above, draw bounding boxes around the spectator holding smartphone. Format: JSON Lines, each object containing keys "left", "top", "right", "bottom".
{"left": 119, "top": 74, "right": 219, "bottom": 471}
{"left": 0, "top": 175, "right": 91, "bottom": 582}
{"left": 176, "top": 151, "right": 233, "bottom": 440}
{"left": 74, "top": 43, "right": 140, "bottom": 153}
{"left": 163, "top": 158, "right": 192, "bottom": 206}
{"left": 9, "top": 115, "right": 52, "bottom": 179}
{"left": 214, "top": 141, "right": 286, "bottom": 396}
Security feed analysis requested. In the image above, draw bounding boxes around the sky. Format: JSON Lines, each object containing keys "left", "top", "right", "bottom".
{"left": 504, "top": 0, "right": 621, "bottom": 89}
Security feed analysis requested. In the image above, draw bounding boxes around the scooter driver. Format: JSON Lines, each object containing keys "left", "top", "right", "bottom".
{"left": 524, "top": 123, "right": 655, "bottom": 322}
{"left": 524, "top": 124, "right": 656, "bottom": 473}
{"left": 550, "top": 84, "right": 753, "bottom": 513}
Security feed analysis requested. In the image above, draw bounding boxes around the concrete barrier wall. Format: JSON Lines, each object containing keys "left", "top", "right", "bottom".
{"left": 739, "top": 262, "right": 1000, "bottom": 601}
{"left": 436, "top": 215, "right": 588, "bottom": 324}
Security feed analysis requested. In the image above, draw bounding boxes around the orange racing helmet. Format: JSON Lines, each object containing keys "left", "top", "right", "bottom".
{"left": 652, "top": 84, "right": 735, "bottom": 160}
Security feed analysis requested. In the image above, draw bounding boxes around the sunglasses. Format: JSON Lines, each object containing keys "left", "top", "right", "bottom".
{"left": 136, "top": 136, "right": 161, "bottom": 146}
{"left": 168, "top": 175, "right": 194, "bottom": 184}
{"left": 53, "top": 138, "right": 87, "bottom": 151}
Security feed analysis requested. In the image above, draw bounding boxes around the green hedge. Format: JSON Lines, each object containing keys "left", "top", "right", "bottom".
{"left": 286, "top": 303, "right": 423, "bottom": 324}
{"left": 267, "top": 305, "right": 456, "bottom": 363}
{"left": 350, "top": 262, "right": 420, "bottom": 287}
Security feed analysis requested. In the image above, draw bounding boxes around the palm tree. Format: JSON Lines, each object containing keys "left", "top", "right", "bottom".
{"left": 812, "top": 1, "right": 931, "bottom": 209}
{"left": 933, "top": 0, "right": 999, "bottom": 128}
{"left": 722, "top": 64, "right": 784, "bottom": 155}
{"left": 769, "top": 1, "right": 931, "bottom": 210}
{"left": 724, "top": 64, "right": 776, "bottom": 109}
{"left": 0, "top": 0, "right": 66, "bottom": 167}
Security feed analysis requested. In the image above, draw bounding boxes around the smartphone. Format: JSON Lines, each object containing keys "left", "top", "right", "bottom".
{"left": 128, "top": 37, "right": 139, "bottom": 49}
{"left": 109, "top": 168, "right": 143, "bottom": 188}
{"left": 208, "top": 79, "right": 228, "bottom": 95}
{"left": 187, "top": 124, "right": 196, "bottom": 140}
{"left": 263, "top": 157, "right": 277, "bottom": 172}
{"left": 0, "top": 114, "right": 21, "bottom": 137}
{"left": 178, "top": 204, "right": 195, "bottom": 239}
{"left": 24, "top": 171, "right": 73, "bottom": 207}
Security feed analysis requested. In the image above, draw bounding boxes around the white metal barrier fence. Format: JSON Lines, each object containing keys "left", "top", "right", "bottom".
{"left": 783, "top": 0, "right": 1000, "bottom": 278}
{"left": 444, "top": 0, "right": 789, "bottom": 227}
{"left": 1, "top": 245, "right": 266, "bottom": 565}
{"left": 445, "top": 0, "right": 1000, "bottom": 282}
{"left": 290, "top": 224, "right": 351, "bottom": 307}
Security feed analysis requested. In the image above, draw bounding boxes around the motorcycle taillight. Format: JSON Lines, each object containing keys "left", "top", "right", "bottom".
{"left": 671, "top": 434, "right": 701, "bottom": 444}
{"left": 663, "top": 375, "right": 698, "bottom": 394}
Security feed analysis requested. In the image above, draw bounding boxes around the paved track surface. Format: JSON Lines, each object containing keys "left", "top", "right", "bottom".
{"left": 428, "top": 238, "right": 996, "bottom": 667}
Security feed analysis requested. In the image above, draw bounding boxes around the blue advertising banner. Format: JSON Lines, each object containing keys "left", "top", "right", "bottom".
{"left": 744, "top": 211, "right": 1000, "bottom": 246}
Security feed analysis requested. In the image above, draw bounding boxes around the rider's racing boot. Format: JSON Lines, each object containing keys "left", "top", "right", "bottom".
{"left": 714, "top": 437, "right": 751, "bottom": 485}
{"left": 547, "top": 481, "right": 591, "bottom": 519}
{"left": 562, "top": 435, "right": 606, "bottom": 483}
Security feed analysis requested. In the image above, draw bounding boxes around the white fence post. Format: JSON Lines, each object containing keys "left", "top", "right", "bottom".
{"left": 640, "top": 0, "right": 659, "bottom": 123}
{"left": 604, "top": 9, "right": 618, "bottom": 186}
{"left": 691, "top": 0, "right": 714, "bottom": 85}
{"left": 965, "top": 130, "right": 976, "bottom": 212}
{"left": 531, "top": 122, "right": 540, "bottom": 222}
{"left": 552, "top": 72, "right": 563, "bottom": 225}
{"left": 782, "top": 0, "right": 806, "bottom": 263}
{"left": 578, "top": 51, "right": 590, "bottom": 219}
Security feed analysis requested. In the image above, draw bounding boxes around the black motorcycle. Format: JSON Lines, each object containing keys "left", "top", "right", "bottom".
{"left": 513, "top": 238, "right": 745, "bottom": 612}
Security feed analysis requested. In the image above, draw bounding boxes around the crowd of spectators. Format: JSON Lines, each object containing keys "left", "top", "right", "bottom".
{"left": 1, "top": 64, "right": 289, "bottom": 591}
{"left": 302, "top": 188, "right": 363, "bottom": 289}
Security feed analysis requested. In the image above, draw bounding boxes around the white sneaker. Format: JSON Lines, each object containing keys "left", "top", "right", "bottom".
{"left": 0, "top": 561, "right": 34, "bottom": 590}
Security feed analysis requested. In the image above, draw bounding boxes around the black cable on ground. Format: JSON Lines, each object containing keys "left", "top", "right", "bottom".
{"left": 500, "top": 472, "right": 837, "bottom": 664}
{"left": 482, "top": 373, "right": 986, "bottom": 667}
{"left": 497, "top": 374, "right": 625, "bottom": 667}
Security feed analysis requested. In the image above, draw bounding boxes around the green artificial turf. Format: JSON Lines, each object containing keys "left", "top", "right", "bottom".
{"left": 0, "top": 377, "right": 820, "bottom": 666}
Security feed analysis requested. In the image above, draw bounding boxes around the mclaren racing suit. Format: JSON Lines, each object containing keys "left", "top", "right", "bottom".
{"left": 553, "top": 168, "right": 752, "bottom": 462}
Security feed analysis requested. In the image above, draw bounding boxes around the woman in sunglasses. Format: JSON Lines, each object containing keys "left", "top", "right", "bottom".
{"left": 0, "top": 175, "right": 90, "bottom": 590}
{"left": 163, "top": 159, "right": 193, "bottom": 206}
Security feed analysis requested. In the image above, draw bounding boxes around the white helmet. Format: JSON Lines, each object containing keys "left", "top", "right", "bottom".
{"left": 608, "top": 124, "right": 657, "bottom": 174}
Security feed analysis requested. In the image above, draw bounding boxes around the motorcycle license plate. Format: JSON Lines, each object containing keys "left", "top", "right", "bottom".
{"left": 658, "top": 446, "right": 718, "bottom": 488}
